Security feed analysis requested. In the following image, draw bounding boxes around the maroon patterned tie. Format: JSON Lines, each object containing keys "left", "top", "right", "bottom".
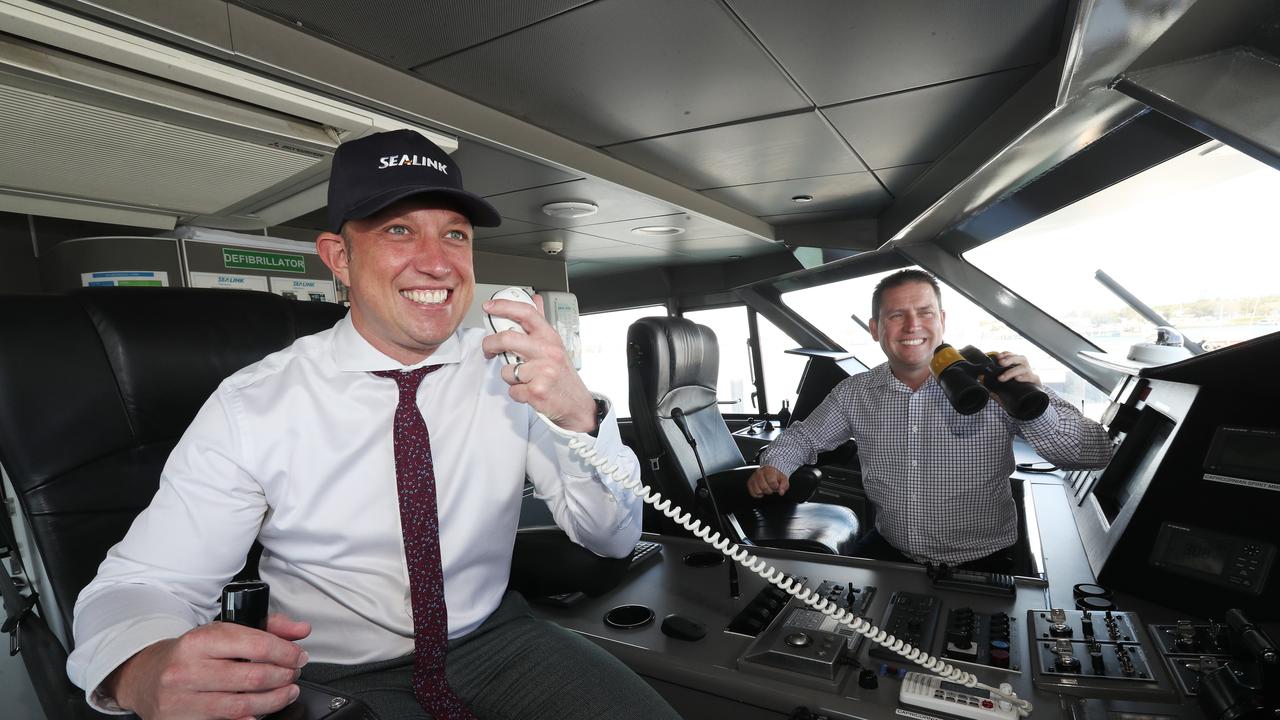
{"left": 373, "top": 366, "right": 475, "bottom": 719}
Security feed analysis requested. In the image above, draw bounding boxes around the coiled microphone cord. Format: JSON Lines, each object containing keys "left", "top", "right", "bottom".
{"left": 539, "top": 414, "right": 1033, "bottom": 716}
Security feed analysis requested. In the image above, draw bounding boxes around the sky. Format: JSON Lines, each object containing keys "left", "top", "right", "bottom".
{"left": 965, "top": 143, "right": 1280, "bottom": 313}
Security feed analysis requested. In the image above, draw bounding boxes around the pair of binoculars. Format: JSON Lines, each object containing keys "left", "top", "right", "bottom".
{"left": 929, "top": 344, "right": 1049, "bottom": 420}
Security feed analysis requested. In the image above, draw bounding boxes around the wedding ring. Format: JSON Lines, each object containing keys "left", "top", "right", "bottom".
{"left": 512, "top": 360, "right": 526, "bottom": 383}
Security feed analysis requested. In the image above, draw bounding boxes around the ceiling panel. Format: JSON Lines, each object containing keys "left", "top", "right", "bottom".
{"left": 651, "top": 235, "right": 777, "bottom": 259}
{"left": 568, "top": 258, "right": 680, "bottom": 278}
{"left": 477, "top": 228, "right": 619, "bottom": 259}
{"left": 413, "top": 0, "right": 808, "bottom": 146}
{"left": 823, "top": 67, "right": 1035, "bottom": 170}
{"left": 568, "top": 242, "right": 680, "bottom": 261}
{"left": 763, "top": 207, "right": 881, "bottom": 226}
{"left": 571, "top": 212, "right": 745, "bottom": 243}
{"left": 726, "top": 0, "right": 1062, "bottom": 105}
{"left": 876, "top": 163, "right": 931, "bottom": 197}
{"left": 452, "top": 140, "right": 580, "bottom": 198}
{"left": 484, "top": 177, "right": 681, "bottom": 228}
{"left": 605, "top": 111, "right": 866, "bottom": 190}
{"left": 701, "top": 171, "right": 888, "bottom": 218}
{"left": 236, "top": 0, "right": 591, "bottom": 68}
{"left": 472, "top": 216, "right": 553, "bottom": 240}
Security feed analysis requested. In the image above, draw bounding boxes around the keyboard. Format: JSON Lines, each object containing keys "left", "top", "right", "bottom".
{"left": 927, "top": 564, "right": 1016, "bottom": 597}
{"left": 629, "top": 540, "right": 662, "bottom": 571}
{"left": 534, "top": 541, "right": 663, "bottom": 607}
{"left": 868, "top": 591, "right": 941, "bottom": 662}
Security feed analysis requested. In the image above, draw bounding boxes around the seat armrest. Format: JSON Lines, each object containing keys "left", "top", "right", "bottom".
{"left": 704, "top": 466, "right": 756, "bottom": 513}
{"left": 509, "top": 526, "right": 631, "bottom": 598}
{"left": 705, "top": 464, "right": 824, "bottom": 512}
{"left": 778, "top": 465, "right": 823, "bottom": 502}
{"left": 14, "top": 611, "right": 103, "bottom": 720}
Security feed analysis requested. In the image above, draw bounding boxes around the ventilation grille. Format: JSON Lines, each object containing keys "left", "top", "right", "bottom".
{"left": 0, "top": 83, "right": 323, "bottom": 216}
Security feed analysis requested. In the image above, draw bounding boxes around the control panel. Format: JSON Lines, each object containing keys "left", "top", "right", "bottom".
{"left": 868, "top": 590, "right": 940, "bottom": 662}
{"left": 1028, "top": 609, "right": 1175, "bottom": 700}
{"left": 1149, "top": 522, "right": 1276, "bottom": 595}
{"left": 728, "top": 576, "right": 801, "bottom": 636}
{"left": 1151, "top": 620, "right": 1233, "bottom": 696}
{"left": 927, "top": 565, "right": 1016, "bottom": 598}
{"left": 941, "top": 607, "right": 1020, "bottom": 672}
{"left": 737, "top": 580, "right": 875, "bottom": 691}
{"left": 1148, "top": 609, "right": 1279, "bottom": 719}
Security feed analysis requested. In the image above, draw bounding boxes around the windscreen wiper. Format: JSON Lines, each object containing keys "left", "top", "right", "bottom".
{"left": 850, "top": 313, "right": 871, "bottom": 336}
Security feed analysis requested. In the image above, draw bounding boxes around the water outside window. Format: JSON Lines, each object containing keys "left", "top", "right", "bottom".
{"left": 964, "top": 142, "right": 1280, "bottom": 358}
{"left": 578, "top": 305, "right": 667, "bottom": 418}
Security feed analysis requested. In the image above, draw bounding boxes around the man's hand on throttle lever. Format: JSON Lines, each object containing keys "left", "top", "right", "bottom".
{"left": 747, "top": 465, "right": 790, "bottom": 498}
{"left": 105, "top": 613, "right": 310, "bottom": 720}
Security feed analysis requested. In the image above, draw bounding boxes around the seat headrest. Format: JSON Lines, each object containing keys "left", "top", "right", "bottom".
{"left": 0, "top": 287, "right": 346, "bottom": 490}
{"left": 627, "top": 317, "right": 719, "bottom": 414}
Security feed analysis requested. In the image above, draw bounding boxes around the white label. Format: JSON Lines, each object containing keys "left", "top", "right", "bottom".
{"left": 80, "top": 270, "right": 169, "bottom": 287}
{"left": 189, "top": 271, "right": 269, "bottom": 292}
{"left": 1203, "top": 474, "right": 1280, "bottom": 492}
{"left": 269, "top": 277, "right": 336, "bottom": 303}
{"left": 897, "top": 709, "right": 945, "bottom": 720}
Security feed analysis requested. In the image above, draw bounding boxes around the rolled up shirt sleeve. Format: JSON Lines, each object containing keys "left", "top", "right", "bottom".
{"left": 526, "top": 393, "right": 642, "bottom": 559}
{"left": 761, "top": 378, "right": 858, "bottom": 477}
{"left": 1012, "top": 387, "right": 1114, "bottom": 469}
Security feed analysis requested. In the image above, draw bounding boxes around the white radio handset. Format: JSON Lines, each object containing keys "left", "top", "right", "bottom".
{"left": 485, "top": 287, "right": 536, "bottom": 365}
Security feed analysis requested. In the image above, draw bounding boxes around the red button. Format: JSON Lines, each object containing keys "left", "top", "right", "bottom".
{"left": 982, "top": 700, "right": 994, "bottom": 708}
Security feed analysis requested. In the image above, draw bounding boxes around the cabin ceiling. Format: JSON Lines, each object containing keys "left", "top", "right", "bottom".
{"left": 231, "top": 0, "right": 1065, "bottom": 278}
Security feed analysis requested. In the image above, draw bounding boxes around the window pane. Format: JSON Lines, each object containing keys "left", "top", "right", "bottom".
{"left": 579, "top": 305, "right": 666, "bottom": 418}
{"left": 781, "top": 268, "right": 1110, "bottom": 419}
{"left": 965, "top": 143, "right": 1280, "bottom": 357}
{"left": 685, "top": 306, "right": 754, "bottom": 414}
{"left": 782, "top": 268, "right": 903, "bottom": 367}
{"left": 758, "top": 314, "right": 809, "bottom": 414}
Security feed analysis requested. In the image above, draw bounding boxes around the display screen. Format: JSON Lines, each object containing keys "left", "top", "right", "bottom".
{"left": 940, "top": 680, "right": 974, "bottom": 696}
{"left": 1205, "top": 427, "right": 1280, "bottom": 484}
{"left": 1218, "top": 434, "right": 1280, "bottom": 474}
{"left": 1165, "top": 534, "right": 1226, "bottom": 576}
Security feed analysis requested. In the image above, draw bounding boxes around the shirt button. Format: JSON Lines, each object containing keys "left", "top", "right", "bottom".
{"left": 607, "top": 493, "right": 617, "bottom": 504}
{"left": 911, "top": 460, "right": 918, "bottom": 467}
{"left": 912, "top": 425, "right": 919, "bottom": 432}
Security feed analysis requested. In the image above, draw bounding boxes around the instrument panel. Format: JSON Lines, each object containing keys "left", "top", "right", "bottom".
{"left": 530, "top": 537, "right": 1213, "bottom": 720}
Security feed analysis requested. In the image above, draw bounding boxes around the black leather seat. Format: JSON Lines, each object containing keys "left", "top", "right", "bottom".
{"left": 0, "top": 287, "right": 624, "bottom": 719}
{"left": 626, "top": 317, "right": 860, "bottom": 555}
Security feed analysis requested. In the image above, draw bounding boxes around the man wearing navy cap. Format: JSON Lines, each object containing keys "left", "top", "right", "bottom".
{"left": 68, "top": 130, "right": 679, "bottom": 719}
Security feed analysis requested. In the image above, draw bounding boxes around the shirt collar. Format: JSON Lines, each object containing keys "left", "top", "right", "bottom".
{"left": 331, "top": 313, "right": 463, "bottom": 372}
{"left": 871, "top": 361, "right": 940, "bottom": 394}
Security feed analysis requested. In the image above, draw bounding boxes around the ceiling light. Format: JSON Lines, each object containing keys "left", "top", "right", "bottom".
{"left": 791, "top": 194, "right": 814, "bottom": 203}
{"left": 541, "top": 201, "right": 598, "bottom": 218}
{"left": 630, "top": 225, "right": 685, "bottom": 236}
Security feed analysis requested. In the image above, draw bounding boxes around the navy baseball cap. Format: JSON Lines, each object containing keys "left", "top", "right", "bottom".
{"left": 325, "top": 129, "right": 501, "bottom": 232}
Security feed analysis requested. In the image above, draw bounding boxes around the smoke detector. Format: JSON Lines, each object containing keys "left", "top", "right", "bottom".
{"left": 541, "top": 201, "right": 598, "bottom": 219}
{"left": 540, "top": 240, "right": 564, "bottom": 256}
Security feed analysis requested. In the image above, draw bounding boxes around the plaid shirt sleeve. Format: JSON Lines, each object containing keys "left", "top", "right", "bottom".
{"left": 1011, "top": 387, "right": 1114, "bottom": 469}
{"left": 761, "top": 376, "right": 861, "bottom": 477}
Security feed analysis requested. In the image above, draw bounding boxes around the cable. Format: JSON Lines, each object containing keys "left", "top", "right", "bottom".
{"left": 539, "top": 412, "right": 1033, "bottom": 716}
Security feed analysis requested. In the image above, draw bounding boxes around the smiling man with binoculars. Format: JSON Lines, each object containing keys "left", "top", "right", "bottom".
{"left": 747, "top": 269, "right": 1113, "bottom": 572}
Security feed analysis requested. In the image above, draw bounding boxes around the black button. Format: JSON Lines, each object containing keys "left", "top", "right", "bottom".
{"left": 785, "top": 632, "right": 812, "bottom": 648}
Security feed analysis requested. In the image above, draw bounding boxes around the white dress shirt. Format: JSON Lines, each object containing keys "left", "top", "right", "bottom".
{"left": 763, "top": 363, "right": 1112, "bottom": 564}
{"left": 67, "top": 315, "right": 642, "bottom": 711}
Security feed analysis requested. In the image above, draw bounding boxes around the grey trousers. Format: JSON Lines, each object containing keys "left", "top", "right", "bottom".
{"left": 302, "top": 591, "right": 682, "bottom": 720}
